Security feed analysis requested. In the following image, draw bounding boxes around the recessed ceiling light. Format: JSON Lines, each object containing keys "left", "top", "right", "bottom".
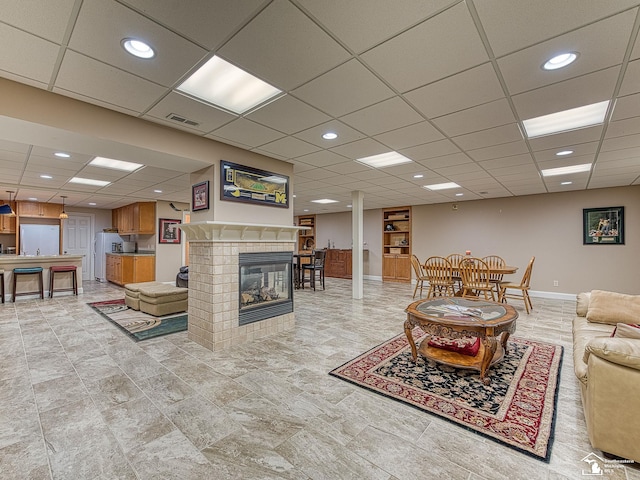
{"left": 322, "top": 132, "right": 338, "bottom": 140}
{"left": 522, "top": 101, "right": 609, "bottom": 138}
{"left": 356, "top": 152, "right": 413, "bottom": 168}
{"left": 347, "top": 204, "right": 352, "bottom": 208}
{"left": 303, "top": 209, "right": 309, "bottom": 212}
{"left": 28, "top": 197, "right": 38, "bottom": 201}
{"left": 413, "top": 174, "right": 424, "bottom": 179}
{"left": 293, "top": 194, "right": 297, "bottom": 198}
{"left": 90, "top": 156, "right": 143, "bottom": 172}
{"left": 556, "top": 150, "right": 574, "bottom": 156}
{"left": 311, "top": 199, "right": 338, "bottom": 204}
{"left": 89, "top": 202, "right": 97, "bottom": 206}
{"left": 154, "top": 189, "right": 162, "bottom": 193}
{"left": 541, "top": 163, "right": 591, "bottom": 176}
{"left": 177, "top": 55, "right": 283, "bottom": 114}
{"left": 455, "top": 193, "right": 464, "bottom": 197}
{"left": 40, "top": 174, "right": 52, "bottom": 179}
{"left": 69, "top": 177, "right": 111, "bottom": 187}
{"left": 424, "top": 182, "right": 460, "bottom": 191}
{"left": 561, "top": 181, "right": 573, "bottom": 185}
{"left": 543, "top": 52, "right": 578, "bottom": 70}
{"left": 122, "top": 38, "right": 155, "bottom": 59}
{"left": 54, "top": 152, "right": 70, "bottom": 158}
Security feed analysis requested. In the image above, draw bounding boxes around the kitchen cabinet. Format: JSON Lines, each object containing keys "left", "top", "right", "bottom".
{"left": 17, "top": 201, "right": 62, "bottom": 218}
{"left": 382, "top": 206, "right": 411, "bottom": 283}
{"left": 106, "top": 254, "right": 155, "bottom": 286}
{"left": 0, "top": 201, "right": 16, "bottom": 233}
{"left": 325, "top": 249, "right": 352, "bottom": 278}
{"left": 113, "top": 202, "right": 156, "bottom": 235}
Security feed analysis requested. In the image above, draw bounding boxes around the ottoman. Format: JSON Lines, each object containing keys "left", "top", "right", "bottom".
{"left": 138, "top": 284, "right": 188, "bottom": 316}
{"left": 124, "top": 281, "right": 163, "bottom": 310}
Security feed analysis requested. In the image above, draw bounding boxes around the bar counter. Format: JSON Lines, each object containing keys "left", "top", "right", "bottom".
{"left": 0, "top": 254, "right": 84, "bottom": 301}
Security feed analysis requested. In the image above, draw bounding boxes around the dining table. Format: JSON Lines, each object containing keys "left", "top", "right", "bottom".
{"left": 432, "top": 259, "right": 518, "bottom": 297}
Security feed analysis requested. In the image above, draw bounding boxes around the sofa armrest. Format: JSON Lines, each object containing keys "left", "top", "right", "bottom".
{"left": 584, "top": 337, "right": 640, "bottom": 371}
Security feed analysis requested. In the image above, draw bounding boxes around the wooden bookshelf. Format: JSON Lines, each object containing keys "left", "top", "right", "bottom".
{"left": 382, "top": 207, "right": 411, "bottom": 282}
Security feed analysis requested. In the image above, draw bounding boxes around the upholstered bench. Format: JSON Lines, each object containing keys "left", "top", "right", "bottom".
{"left": 138, "top": 284, "right": 188, "bottom": 317}
{"left": 124, "top": 281, "right": 163, "bottom": 310}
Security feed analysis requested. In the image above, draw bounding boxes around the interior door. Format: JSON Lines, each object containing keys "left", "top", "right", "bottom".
{"left": 63, "top": 214, "right": 93, "bottom": 281}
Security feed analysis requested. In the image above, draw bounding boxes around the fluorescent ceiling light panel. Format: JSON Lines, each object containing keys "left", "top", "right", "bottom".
{"left": 356, "top": 152, "right": 413, "bottom": 168}
{"left": 424, "top": 182, "right": 460, "bottom": 191}
{"left": 541, "top": 163, "right": 591, "bottom": 176}
{"left": 177, "top": 56, "right": 283, "bottom": 114}
{"left": 90, "top": 156, "right": 143, "bottom": 172}
{"left": 522, "top": 101, "right": 609, "bottom": 138}
{"left": 311, "top": 199, "right": 338, "bottom": 204}
{"left": 69, "top": 177, "right": 111, "bottom": 187}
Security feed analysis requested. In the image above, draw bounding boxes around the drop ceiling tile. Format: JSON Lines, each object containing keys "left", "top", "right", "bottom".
{"left": 373, "top": 121, "right": 444, "bottom": 150}
{"left": 601, "top": 133, "right": 640, "bottom": 152}
{"left": 258, "top": 136, "right": 320, "bottom": 159}
{"left": 604, "top": 116, "right": 640, "bottom": 140}
{"left": 219, "top": 0, "right": 350, "bottom": 90}
{"left": 295, "top": 150, "right": 348, "bottom": 168}
{"left": 405, "top": 63, "right": 504, "bottom": 119}
{"left": 453, "top": 124, "right": 522, "bottom": 151}
{"left": 294, "top": 120, "right": 366, "bottom": 148}
{"left": 51, "top": 88, "right": 143, "bottom": 117}
{"left": 498, "top": 10, "right": 635, "bottom": 95}
{"left": 339, "top": 97, "right": 424, "bottom": 136}
{"left": 528, "top": 125, "right": 603, "bottom": 150}
{"left": 145, "top": 92, "right": 237, "bottom": 134}
{"left": 531, "top": 142, "right": 598, "bottom": 161}
{"left": 55, "top": 51, "right": 168, "bottom": 113}
{"left": 329, "top": 138, "right": 389, "bottom": 160}
{"left": 246, "top": 95, "right": 330, "bottom": 135}
{"left": 208, "top": 118, "right": 284, "bottom": 147}
{"left": 324, "top": 162, "right": 370, "bottom": 175}
{"left": 1, "top": 0, "right": 77, "bottom": 43}
{"left": 0, "top": 24, "right": 60, "bottom": 85}
{"left": 292, "top": 59, "right": 395, "bottom": 117}
{"left": 466, "top": 140, "right": 529, "bottom": 162}
{"left": 400, "top": 139, "right": 461, "bottom": 161}
{"left": 503, "top": 184, "right": 546, "bottom": 195}
{"left": 597, "top": 147, "right": 640, "bottom": 163}
{"left": 417, "top": 152, "right": 473, "bottom": 169}
{"left": 432, "top": 99, "right": 515, "bottom": 137}
{"left": 362, "top": 2, "right": 488, "bottom": 92}
{"left": 474, "top": 0, "right": 640, "bottom": 56}
{"left": 70, "top": 0, "right": 208, "bottom": 87}
{"left": 619, "top": 58, "right": 640, "bottom": 97}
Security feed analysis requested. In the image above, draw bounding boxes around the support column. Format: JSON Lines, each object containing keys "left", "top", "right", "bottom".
{"left": 351, "top": 190, "right": 364, "bottom": 299}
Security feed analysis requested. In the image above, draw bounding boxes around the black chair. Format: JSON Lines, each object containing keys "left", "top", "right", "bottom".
{"left": 176, "top": 266, "right": 188, "bottom": 288}
{"left": 302, "top": 249, "right": 326, "bottom": 291}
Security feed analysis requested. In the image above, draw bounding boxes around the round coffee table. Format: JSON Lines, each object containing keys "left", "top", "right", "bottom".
{"left": 404, "top": 297, "right": 518, "bottom": 384}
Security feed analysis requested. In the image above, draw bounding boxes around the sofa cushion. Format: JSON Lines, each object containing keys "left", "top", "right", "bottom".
{"left": 612, "top": 323, "right": 640, "bottom": 339}
{"left": 573, "top": 316, "right": 615, "bottom": 385}
{"left": 584, "top": 337, "right": 640, "bottom": 372}
{"left": 576, "top": 291, "right": 591, "bottom": 317}
{"left": 586, "top": 290, "right": 640, "bottom": 325}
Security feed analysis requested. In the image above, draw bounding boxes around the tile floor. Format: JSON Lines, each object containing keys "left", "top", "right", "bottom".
{"left": 0, "top": 279, "right": 638, "bottom": 479}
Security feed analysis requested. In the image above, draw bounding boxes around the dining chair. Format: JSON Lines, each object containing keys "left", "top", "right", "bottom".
{"left": 446, "top": 253, "right": 465, "bottom": 291}
{"left": 410, "top": 255, "right": 429, "bottom": 299}
{"left": 423, "top": 256, "right": 456, "bottom": 298}
{"left": 482, "top": 255, "right": 506, "bottom": 296}
{"left": 499, "top": 256, "right": 535, "bottom": 313}
{"left": 302, "top": 249, "right": 326, "bottom": 291}
{"left": 459, "top": 257, "right": 496, "bottom": 301}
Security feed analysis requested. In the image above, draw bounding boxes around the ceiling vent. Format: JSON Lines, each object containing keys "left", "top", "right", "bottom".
{"left": 166, "top": 113, "right": 199, "bottom": 127}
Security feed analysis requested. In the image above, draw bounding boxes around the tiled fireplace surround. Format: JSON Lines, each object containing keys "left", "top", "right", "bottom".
{"left": 179, "top": 222, "right": 299, "bottom": 351}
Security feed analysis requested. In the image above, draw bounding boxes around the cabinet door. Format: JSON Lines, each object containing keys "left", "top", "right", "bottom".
{"left": 395, "top": 255, "right": 412, "bottom": 281}
{"left": 133, "top": 256, "right": 155, "bottom": 282}
{"left": 136, "top": 203, "right": 156, "bottom": 234}
{"left": 120, "top": 256, "right": 133, "bottom": 285}
{"left": 41, "top": 203, "right": 62, "bottom": 218}
{"left": 17, "top": 201, "right": 41, "bottom": 217}
{"left": 382, "top": 254, "right": 397, "bottom": 280}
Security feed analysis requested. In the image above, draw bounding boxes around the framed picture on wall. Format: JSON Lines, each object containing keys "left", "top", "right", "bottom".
{"left": 192, "top": 181, "right": 209, "bottom": 211}
{"left": 583, "top": 206, "right": 624, "bottom": 245}
{"left": 220, "top": 160, "right": 289, "bottom": 208}
{"left": 159, "top": 218, "right": 181, "bottom": 244}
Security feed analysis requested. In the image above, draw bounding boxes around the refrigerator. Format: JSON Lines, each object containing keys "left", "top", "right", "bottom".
{"left": 19, "top": 224, "right": 60, "bottom": 256}
{"left": 94, "top": 232, "right": 124, "bottom": 282}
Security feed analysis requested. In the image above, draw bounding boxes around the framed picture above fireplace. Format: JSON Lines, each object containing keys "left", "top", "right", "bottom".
{"left": 220, "top": 160, "right": 289, "bottom": 208}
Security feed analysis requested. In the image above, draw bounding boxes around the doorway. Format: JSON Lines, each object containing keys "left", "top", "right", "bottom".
{"left": 63, "top": 213, "right": 94, "bottom": 284}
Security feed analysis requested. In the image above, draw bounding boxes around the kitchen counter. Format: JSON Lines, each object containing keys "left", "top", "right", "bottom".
{"left": 106, "top": 252, "right": 156, "bottom": 256}
{"left": 0, "top": 254, "right": 83, "bottom": 300}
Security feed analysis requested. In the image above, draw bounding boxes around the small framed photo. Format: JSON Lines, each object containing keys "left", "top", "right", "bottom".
{"left": 192, "top": 181, "right": 209, "bottom": 211}
{"left": 159, "top": 218, "right": 181, "bottom": 244}
{"left": 583, "top": 206, "right": 624, "bottom": 245}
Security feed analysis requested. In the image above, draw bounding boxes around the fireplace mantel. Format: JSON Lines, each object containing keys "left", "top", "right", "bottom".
{"left": 180, "top": 221, "right": 306, "bottom": 243}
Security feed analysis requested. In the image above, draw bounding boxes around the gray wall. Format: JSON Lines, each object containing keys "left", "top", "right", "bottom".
{"left": 314, "top": 185, "right": 639, "bottom": 296}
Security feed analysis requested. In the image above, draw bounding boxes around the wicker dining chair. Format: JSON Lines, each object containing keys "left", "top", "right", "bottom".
{"left": 482, "top": 255, "right": 506, "bottom": 296}
{"left": 410, "top": 255, "right": 429, "bottom": 299}
{"left": 459, "top": 257, "right": 496, "bottom": 301}
{"left": 445, "top": 253, "right": 465, "bottom": 291}
{"left": 499, "top": 256, "right": 535, "bottom": 313}
{"left": 424, "top": 256, "right": 456, "bottom": 298}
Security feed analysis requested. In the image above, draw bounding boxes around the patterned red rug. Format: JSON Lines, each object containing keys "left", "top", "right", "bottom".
{"left": 330, "top": 330, "right": 563, "bottom": 461}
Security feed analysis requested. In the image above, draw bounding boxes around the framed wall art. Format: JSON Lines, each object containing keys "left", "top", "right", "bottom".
{"left": 583, "top": 206, "right": 624, "bottom": 245}
{"left": 192, "top": 180, "right": 209, "bottom": 211}
{"left": 220, "top": 160, "right": 289, "bottom": 208}
{"left": 159, "top": 218, "right": 181, "bottom": 244}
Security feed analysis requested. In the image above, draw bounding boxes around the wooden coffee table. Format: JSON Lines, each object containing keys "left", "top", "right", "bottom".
{"left": 404, "top": 297, "right": 518, "bottom": 384}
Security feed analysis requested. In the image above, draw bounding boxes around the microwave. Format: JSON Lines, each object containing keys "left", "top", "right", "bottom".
{"left": 122, "top": 241, "right": 136, "bottom": 253}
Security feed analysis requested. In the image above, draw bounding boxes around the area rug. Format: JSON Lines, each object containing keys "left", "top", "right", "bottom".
{"left": 329, "top": 330, "right": 563, "bottom": 461}
{"left": 88, "top": 299, "right": 187, "bottom": 341}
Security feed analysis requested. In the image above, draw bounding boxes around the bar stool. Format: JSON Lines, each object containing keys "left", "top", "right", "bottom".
{"left": 0, "top": 269, "right": 5, "bottom": 303}
{"left": 49, "top": 265, "right": 78, "bottom": 298}
{"left": 12, "top": 267, "right": 44, "bottom": 302}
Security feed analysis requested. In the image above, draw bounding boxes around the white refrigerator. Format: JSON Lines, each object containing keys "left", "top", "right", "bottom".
{"left": 94, "top": 232, "right": 123, "bottom": 282}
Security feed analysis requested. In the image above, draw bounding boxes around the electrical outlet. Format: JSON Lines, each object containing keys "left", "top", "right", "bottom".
{"left": 553, "top": 280, "right": 559, "bottom": 287}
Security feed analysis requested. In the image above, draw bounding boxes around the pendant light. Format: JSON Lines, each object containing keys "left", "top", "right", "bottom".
{"left": 0, "top": 191, "right": 16, "bottom": 216}
{"left": 59, "top": 195, "right": 69, "bottom": 219}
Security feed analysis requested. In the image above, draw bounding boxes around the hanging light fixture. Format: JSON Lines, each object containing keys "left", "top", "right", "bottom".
{"left": 59, "top": 195, "right": 69, "bottom": 219}
{"left": 0, "top": 191, "right": 16, "bottom": 216}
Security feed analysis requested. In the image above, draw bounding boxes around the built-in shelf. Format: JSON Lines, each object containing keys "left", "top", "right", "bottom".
{"left": 382, "top": 207, "right": 412, "bottom": 283}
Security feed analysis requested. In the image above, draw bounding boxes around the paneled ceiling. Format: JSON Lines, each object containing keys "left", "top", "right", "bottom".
{"left": 1, "top": 0, "right": 640, "bottom": 215}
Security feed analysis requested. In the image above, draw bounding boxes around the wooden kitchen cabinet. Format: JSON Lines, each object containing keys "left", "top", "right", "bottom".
{"left": 324, "top": 249, "right": 352, "bottom": 278}
{"left": 382, "top": 206, "right": 411, "bottom": 283}
{"left": 113, "top": 202, "right": 156, "bottom": 235}
{"left": 106, "top": 254, "right": 155, "bottom": 286}
{"left": 17, "top": 201, "right": 62, "bottom": 218}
